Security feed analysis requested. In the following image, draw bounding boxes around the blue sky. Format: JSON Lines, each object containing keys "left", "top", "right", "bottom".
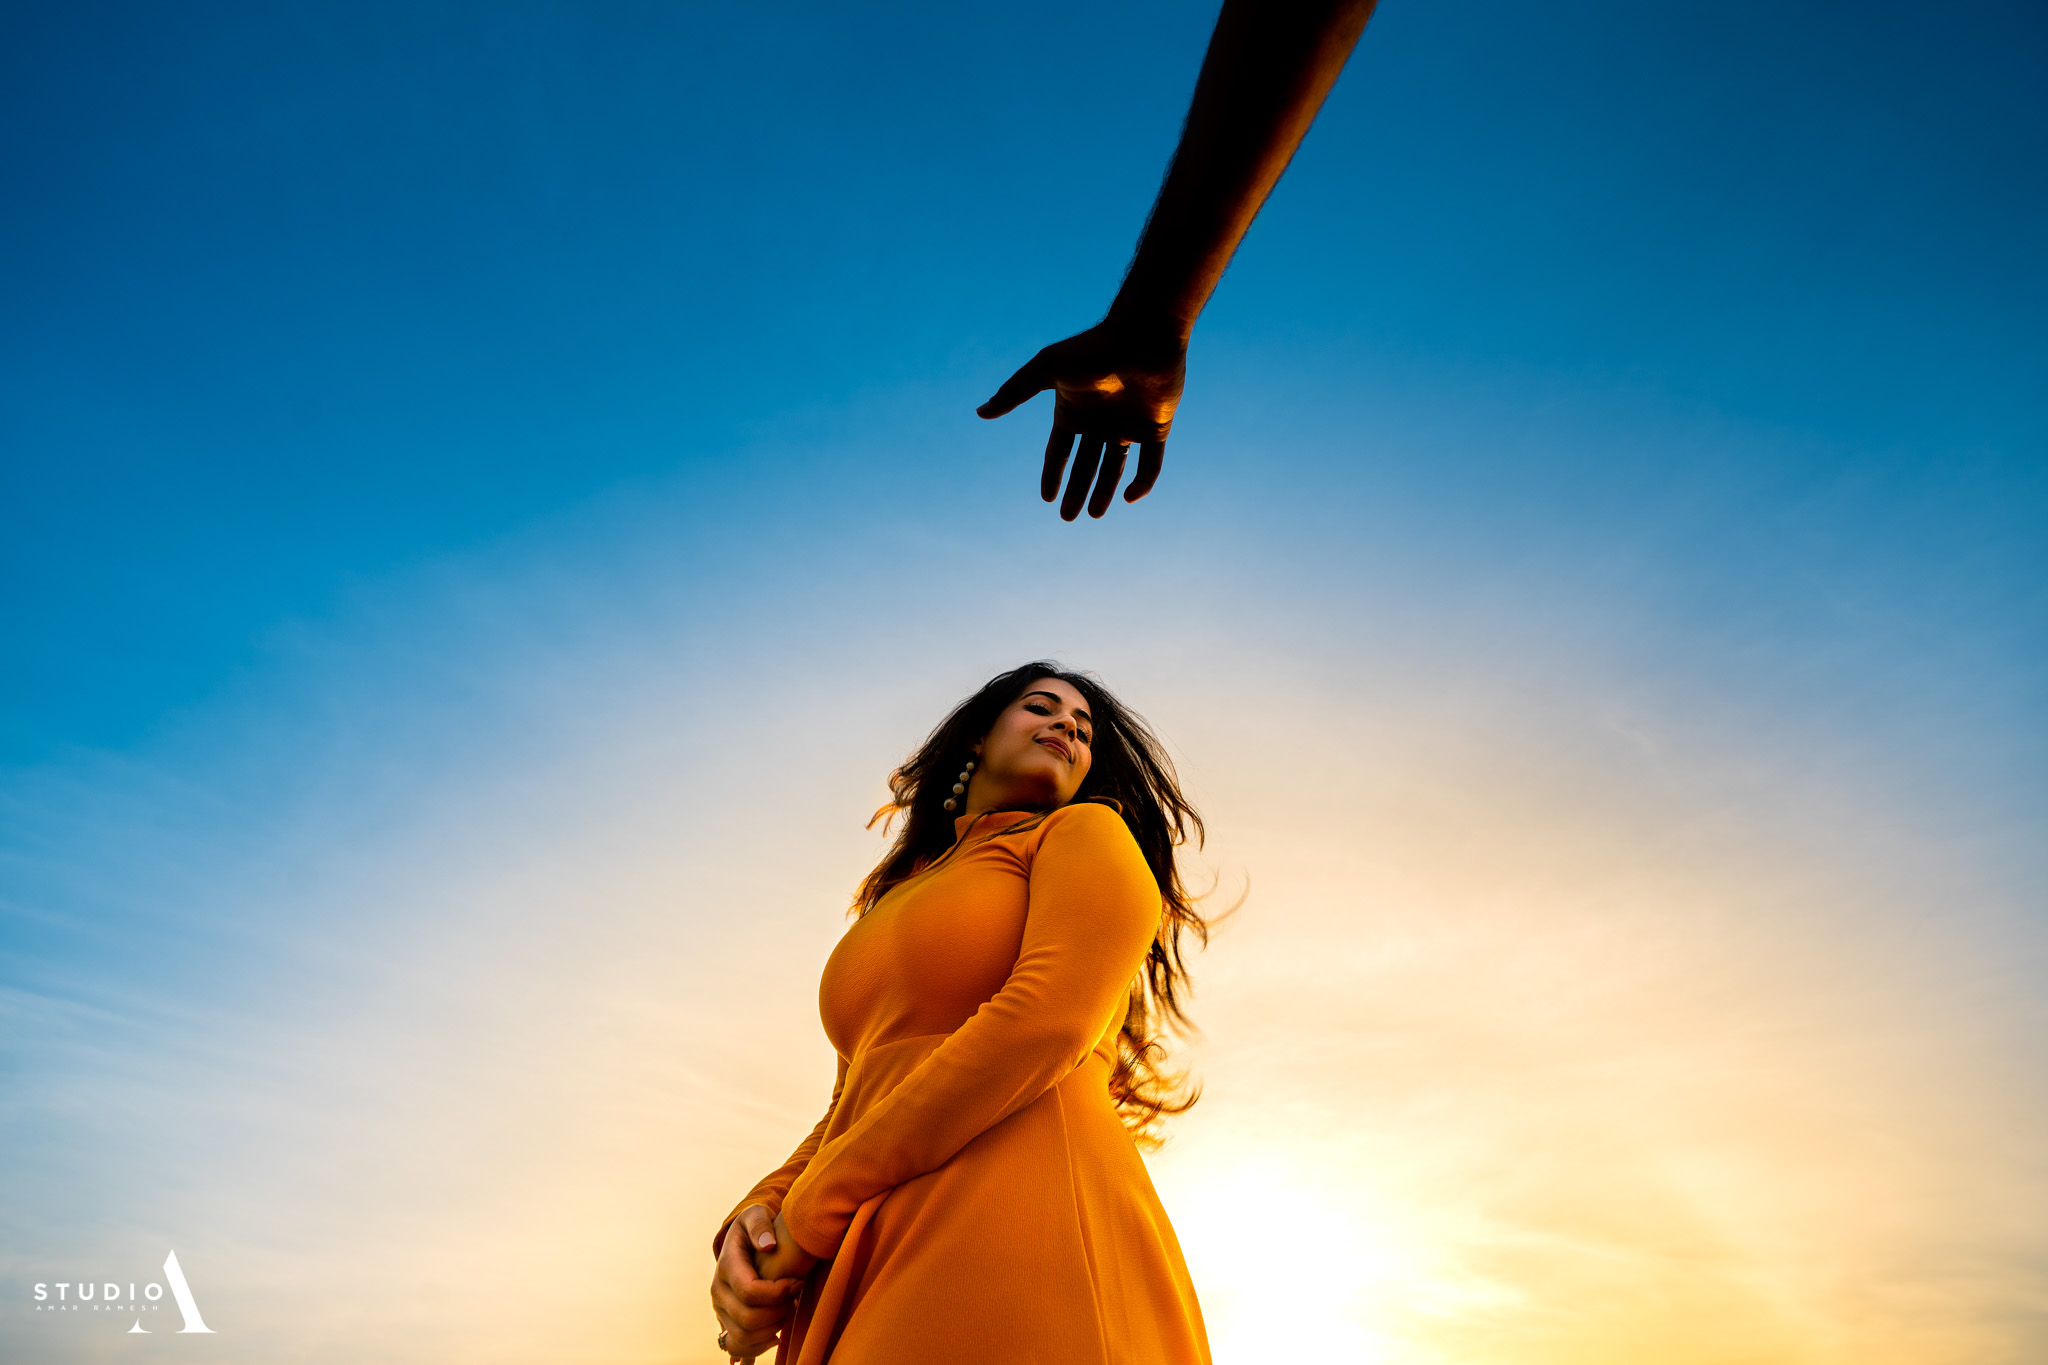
{"left": 6, "top": 0, "right": 2040, "bottom": 761}
{"left": 2, "top": 2, "right": 2044, "bottom": 1362}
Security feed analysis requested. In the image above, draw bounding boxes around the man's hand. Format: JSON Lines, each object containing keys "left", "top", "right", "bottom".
{"left": 976, "top": 0, "right": 1373, "bottom": 518}
{"left": 710, "top": 1204, "right": 806, "bottom": 1362}
{"left": 977, "top": 320, "right": 1186, "bottom": 521}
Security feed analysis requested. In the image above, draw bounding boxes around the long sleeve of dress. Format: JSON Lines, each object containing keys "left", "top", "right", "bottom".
{"left": 712, "top": 1053, "right": 850, "bottom": 1256}
{"left": 780, "top": 803, "right": 1161, "bottom": 1260}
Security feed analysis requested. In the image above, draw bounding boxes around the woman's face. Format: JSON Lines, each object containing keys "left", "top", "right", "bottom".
{"left": 965, "top": 677, "right": 1095, "bottom": 814}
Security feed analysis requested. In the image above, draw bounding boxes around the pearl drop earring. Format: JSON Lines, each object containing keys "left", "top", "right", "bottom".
{"left": 942, "top": 758, "right": 977, "bottom": 812}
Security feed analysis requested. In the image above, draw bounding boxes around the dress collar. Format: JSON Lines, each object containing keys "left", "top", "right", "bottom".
{"left": 951, "top": 806, "right": 1049, "bottom": 842}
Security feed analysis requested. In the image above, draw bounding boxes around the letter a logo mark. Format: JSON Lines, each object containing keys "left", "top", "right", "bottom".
{"left": 164, "top": 1250, "right": 215, "bottom": 1333}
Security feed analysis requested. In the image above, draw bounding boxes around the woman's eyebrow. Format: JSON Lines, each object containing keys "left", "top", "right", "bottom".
{"left": 1022, "top": 690, "right": 1092, "bottom": 725}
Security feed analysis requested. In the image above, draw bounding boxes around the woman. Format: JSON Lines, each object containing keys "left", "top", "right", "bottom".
{"left": 708, "top": 662, "right": 1216, "bottom": 1364}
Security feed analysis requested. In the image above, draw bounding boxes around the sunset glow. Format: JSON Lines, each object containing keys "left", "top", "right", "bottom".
{"left": 4, "top": 2, "right": 2042, "bottom": 1362}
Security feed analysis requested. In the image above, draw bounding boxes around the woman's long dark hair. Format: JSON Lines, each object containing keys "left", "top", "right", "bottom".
{"left": 854, "top": 662, "right": 1214, "bottom": 1146}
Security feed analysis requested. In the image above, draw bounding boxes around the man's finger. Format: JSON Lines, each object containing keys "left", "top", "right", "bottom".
{"left": 1087, "top": 443, "right": 1129, "bottom": 518}
{"left": 977, "top": 352, "right": 1053, "bottom": 419}
{"left": 1061, "top": 438, "right": 1105, "bottom": 521}
{"left": 1124, "top": 440, "right": 1166, "bottom": 502}
{"left": 1041, "top": 427, "right": 1076, "bottom": 502}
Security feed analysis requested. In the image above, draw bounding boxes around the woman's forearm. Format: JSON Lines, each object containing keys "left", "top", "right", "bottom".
{"left": 1108, "top": 0, "right": 1377, "bottom": 341}
{"left": 778, "top": 807, "right": 1160, "bottom": 1260}
{"left": 712, "top": 1054, "right": 849, "bottom": 1257}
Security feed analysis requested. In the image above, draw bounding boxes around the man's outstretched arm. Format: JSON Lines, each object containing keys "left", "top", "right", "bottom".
{"left": 978, "top": 0, "right": 1378, "bottom": 520}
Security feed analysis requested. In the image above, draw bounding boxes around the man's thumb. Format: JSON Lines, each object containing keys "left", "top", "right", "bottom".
{"left": 978, "top": 356, "right": 1051, "bottom": 419}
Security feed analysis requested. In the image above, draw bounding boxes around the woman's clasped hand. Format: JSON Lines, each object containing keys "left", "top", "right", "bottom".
{"left": 710, "top": 1202, "right": 814, "bottom": 1361}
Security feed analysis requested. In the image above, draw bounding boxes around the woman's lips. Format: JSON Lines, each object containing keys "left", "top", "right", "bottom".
{"left": 1037, "top": 736, "right": 1072, "bottom": 762}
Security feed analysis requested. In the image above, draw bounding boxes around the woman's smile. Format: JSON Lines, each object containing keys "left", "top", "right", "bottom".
{"left": 961, "top": 679, "right": 1095, "bottom": 813}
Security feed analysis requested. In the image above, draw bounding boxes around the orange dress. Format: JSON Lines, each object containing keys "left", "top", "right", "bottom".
{"left": 714, "top": 802, "right": 1212, "bottom": 1364}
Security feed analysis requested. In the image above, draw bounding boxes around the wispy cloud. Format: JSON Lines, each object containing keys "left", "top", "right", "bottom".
{"left": 4, "top": 373, "right": 2042, "bottom": 1364}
